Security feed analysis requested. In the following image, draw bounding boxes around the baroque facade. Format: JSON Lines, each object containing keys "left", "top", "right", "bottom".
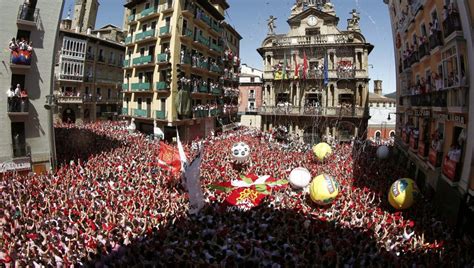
{"left": 257, "top": 1, "right": 373, "bottom": 144}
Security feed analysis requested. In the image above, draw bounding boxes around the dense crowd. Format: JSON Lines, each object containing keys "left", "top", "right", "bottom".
{"left": 1, "top": 121, "right": 473, "bottom": 267}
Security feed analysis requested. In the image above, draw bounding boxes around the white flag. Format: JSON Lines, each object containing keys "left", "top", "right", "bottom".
{"left": 185, "top": 147, "right": 205, "bottom": 215}
{"left": 176, "top": 129, "right": 188, "bottom": 172}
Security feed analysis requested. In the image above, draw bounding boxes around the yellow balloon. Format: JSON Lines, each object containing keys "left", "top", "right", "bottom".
{"left": 309, "top": 174, "right": 339, "bottom": 205}
{"left": 312, "top": 142, "right": 332, "bottom": 161}
{"left": 388, "top": 178, "right": 419, "bottom": 210}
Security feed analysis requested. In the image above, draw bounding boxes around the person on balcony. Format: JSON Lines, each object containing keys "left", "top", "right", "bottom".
{"left": 447, "top": 143, "right": 461, "bottom": 163}
{"left": 6, "top": 86, "right": 15, "bottom": 112}
{"left": 8, "top": 38, "right": 18, "bottom": 52}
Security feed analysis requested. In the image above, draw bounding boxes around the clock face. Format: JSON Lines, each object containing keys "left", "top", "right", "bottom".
{"left": 307, "top": 16, "right": 317, "bottom": 26}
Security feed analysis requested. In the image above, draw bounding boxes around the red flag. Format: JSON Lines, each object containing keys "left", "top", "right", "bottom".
{"left": 303, "top": 50, "right": 308, "bottom": 80}
{"left": 294, "top": 54, "right": 299, "bottom": 79}
{"left": 158, "top": 142, "right": 181, "bottom": 174}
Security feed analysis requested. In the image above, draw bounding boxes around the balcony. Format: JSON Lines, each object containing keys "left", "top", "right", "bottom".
{"left": 429, "top": 31, "right": 443, "bottom": 51}
{"left": 195, "top": 35, "right": 210, "bottom": 48}
{"left": 211, "top": 87, "right": 222, "bottom": 95}
{"left": 418, "top": 139, "right": 429, "bottom": 158}
{"left": 135, "top": 29, "right": 156, "bottom": 42}
{"left": 128, "top": 14, "right": 136, "bottom": 23}
{"left": 336, "top": 70, "right": 355, "bottom": 79}
{"left": 447, "top": 86, "right": 468, "bottom": 112}
{"left": 10, "top": 50, "right": 32, "bottom": 69}
{"left": 56, "top": 96, "right": 83, "bottom": 104}
{"left": 131, "top": 82, "right": 151, "bottom": 91}
{"left": 248, "top": 93, "right": 256, "bottom": 100}
{"left": 122, "top": 84, "right": 129, "bottom": 91}
{"left": 122, "top": 107, "right": 129, "bottom": 115}
{"left": 180, "top": 55, "right": 192, "bottom": 65}
{"left": 123, "top": 59, "right": 130, "bottom": 67}
{"left": 194, "top": 109, "right": 209, "bottom": 118}
{"left": 182, "top": 2, "right": 195, "bottom": 18}
{"left": 132, "top": 55, "right": 153, "bottom": 66}
{"left": 161, "top": 2, "right": 173, "bottom": 13}
{"left": 210, "top": 43, "right": 223, "bottom": 53}
{"left": 7, "top": 97, "right": 29, "bottom": 116}
{"left": 12, "top": 143, "right": 29, "bottom": 158}
{"left": 196, "top": 12, "right": 211, "bottom": 27}
{"left": 209, "top": 64, "right": 222, "bottom": 74}
{"left": 133, "top": 108, "right": 149, "bottom": 118}
{"left": 159, "top": 25, "right": 171, "bottom": 37}
{"left": 442, "top": 156, "right": 461, "bottom": 183}
{"left": 258, "top": 106, "right": 365, "bottom": 117}
{"left": 211, "top": 21, "right": 222, "bottom": 34}
{"left": 428, "top": 148, "right": 442, "bottom": 168}
{"left": 418, "top": 41, "right": 429, "bottom": 59}
{"left": 125, "top": 36, "right": 133, "bottom": 45}
{"left": 443, "top": 13, "right": 463, "bottom": 40}
{"left": 273, "top": 34, "right": 355, "bottom": 46}
{"left": 17, "top": 4, "right": 39, "bottom": 26}
{"left": 198, "top": 85, "right": 209, "bottom": 93}
{"left": 156, "top": 110, "right": 167, "bottom": 120}
{"left": 196, "top": 61, "right": 209, "bottom": 71}
{"left": 409, "top": 91, "right": 447, "bottom": 107}
{"left": 140, "top": 6, "right": 158, "bottom": 19}
{"left": 157, "top": 53, "right": 169, "bottom": 63}
{"left": 156, "top": 81, "right": 170, "bottom": 91}
{"left": 181, "top": 28, "right": 194, "bottom": 41}
{"left": 210, "top": 108, "right": 222, "bottom": 116}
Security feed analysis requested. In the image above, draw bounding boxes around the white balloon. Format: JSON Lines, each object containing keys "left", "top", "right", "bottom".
{"left": 231, "top": 142, "right": 251, "bottom": 162}
{"left": 288, "top": 167, "right": 312, "bottom": 189}
{"left": 376, "top": 145, "right": 390, "bottom": 160}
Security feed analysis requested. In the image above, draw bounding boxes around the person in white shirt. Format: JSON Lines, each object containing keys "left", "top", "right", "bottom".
{"left": 14, "top": 84, "right": 21, "bottom": 97}
{"left": 6, "top": 86, "right": 15, "bottom": 112}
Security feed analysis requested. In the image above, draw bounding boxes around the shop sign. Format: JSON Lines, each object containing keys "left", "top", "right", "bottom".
{"left": 0, "top": 158, "right": 31, "bottom": 173}
{"left": 415, "top": 110, "right": 431, "bottom": 117}
{"left": 449, "top": 114, "right": 465, "bottom": 124}
{"left": 433, "top": 113, "right": 449, "bottom": 121}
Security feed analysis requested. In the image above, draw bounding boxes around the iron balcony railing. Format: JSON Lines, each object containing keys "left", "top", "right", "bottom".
{"left": 273, "top": 34, "right": 355, "bottom": 46}
{"left": 258, "top": 106, "right": 365, "bottom": 117}
{"left": 17, "top": 4, "right": 39, "bottom": 24}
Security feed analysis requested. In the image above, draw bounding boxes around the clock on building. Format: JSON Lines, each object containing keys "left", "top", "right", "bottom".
{"left": 307, "top": 16, "right": 317, "bottom": 26}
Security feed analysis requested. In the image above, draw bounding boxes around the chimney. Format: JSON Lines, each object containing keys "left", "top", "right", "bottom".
{"left": 374, "top": 80, "right": 383, "bottom": 95}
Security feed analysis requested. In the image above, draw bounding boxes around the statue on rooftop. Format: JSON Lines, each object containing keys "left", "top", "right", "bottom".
{"left": 291, "top": 0, "right": 304, "bottom": 15}
{"left": 267, "top": 15, "right": 277, "bottom": 35}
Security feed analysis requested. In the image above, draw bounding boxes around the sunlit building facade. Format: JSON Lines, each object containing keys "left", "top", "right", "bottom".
{"left": 384, "top": 0, "right": 474, "bottom": 233}
{"left": 121, "top": 0, "right": 240, "bottom": 140}
{"left": 0, "top": 1, "right": 64, "bottom": 174}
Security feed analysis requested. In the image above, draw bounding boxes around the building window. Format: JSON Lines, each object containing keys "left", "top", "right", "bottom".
{"left": 11, "top": 122, "right": 26, "bottom": 158}
{"left": 375, "top": 131, "right": 381, "bottom": 140}
{"left": 138, "top": 98, "right": 142, "bottom": 110}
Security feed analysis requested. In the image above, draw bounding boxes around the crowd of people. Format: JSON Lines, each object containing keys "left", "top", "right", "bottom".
{"left": 1, "top": 121, "right": 473, "bottom": 266}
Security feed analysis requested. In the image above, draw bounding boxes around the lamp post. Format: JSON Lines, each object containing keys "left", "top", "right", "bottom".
{"left": 44, "top": 95, "right": 58, "bottom": 171}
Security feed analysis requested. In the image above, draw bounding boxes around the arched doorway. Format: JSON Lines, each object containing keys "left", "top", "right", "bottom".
{"left": 62, "top": 108, "right": 76, "bottom": 123}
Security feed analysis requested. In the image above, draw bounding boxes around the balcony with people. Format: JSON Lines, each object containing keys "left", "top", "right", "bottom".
{"left": 223, "top": 49, "right": 240, "bottom": 67}
{"left": 9, "top": 37, "right": 33, "bottom": 69}
{"left": 6, "top": 85, "right": 29, "bottom": 116}
{"left": 428, "top": 20, "right": 443, "bottom": 51}
{"left": 428, "top": 131, "right": 444, "bottom": 169}
{"left": 442, "top": 4, "right": 462, "bottom": 40}
{"left": 336, "top": 61, "right": 355, "bottom": 79}
{"left": 442, "top": 143, "right": 462, "bottom": 183}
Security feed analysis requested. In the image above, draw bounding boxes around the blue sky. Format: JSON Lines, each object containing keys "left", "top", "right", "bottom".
{"left": 62, "top": 0, "right": 395, "bottom": 94}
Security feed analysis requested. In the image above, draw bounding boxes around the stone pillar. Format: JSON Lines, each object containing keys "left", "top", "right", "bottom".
{"left": 354, "top": 126, "right": 359, "bottom": 138}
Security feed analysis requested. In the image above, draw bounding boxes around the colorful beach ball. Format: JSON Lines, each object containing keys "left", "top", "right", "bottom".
{"left": 312, "top": 142, "right": 332, "bottom": 161}
{"left": 388, "top": 178, "right": 419, "bottom": 210}
{"left": 288, "top": 167, "right": 312, "bottom": 189}
{"left": 309, "top": 174, "right": 339, "bottom": 205}
{"left": 231, "top": 142, "right": 251, "bottom": 162}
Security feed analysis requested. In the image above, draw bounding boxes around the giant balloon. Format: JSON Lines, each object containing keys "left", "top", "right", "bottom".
{"left": 288, "top": 167, "right": 311, "bottom": 189}
{"left": 231, "top": 142, "right": 251, "bottom": 162}
{"left": 376, "top": 145, "right": 390, "bottom": 160}
{"left": 312, "top": 142, "right": 332, "bottom": 161}
{"left": 309, "top": 174, "right": 339, "bottom": 205}
{"left": 388, "top": 178, "right": 419, "bottom": 210}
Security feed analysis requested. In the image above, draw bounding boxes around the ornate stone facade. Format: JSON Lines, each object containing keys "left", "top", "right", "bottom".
{"left": 257, "top": 1, "right": 373, "bottom": 143}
